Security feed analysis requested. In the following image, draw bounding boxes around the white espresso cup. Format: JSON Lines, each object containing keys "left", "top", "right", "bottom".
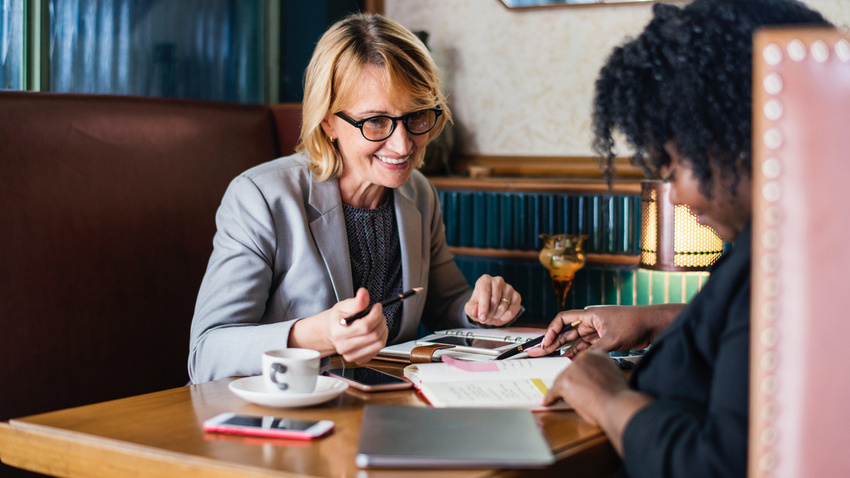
{"left": 261, "top": 348, "right": 320, "bottom": 394}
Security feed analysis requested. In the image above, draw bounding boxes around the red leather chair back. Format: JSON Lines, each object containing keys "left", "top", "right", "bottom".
{"left": 750, "top": 28, "right": 850, "bottom": 478}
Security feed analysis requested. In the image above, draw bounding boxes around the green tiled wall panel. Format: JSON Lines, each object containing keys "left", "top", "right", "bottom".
{"left": 603, "top": 270, "right": 620, "bottom": 306}
{"left": 618, "top": 270, "right": 635, "bottom": 306}
{"left": 650, "top": 269, "right": 668, "bottom": 306}
{"left": 635, "top": 269, "right": 651, "bottom": 306}
{"left": 667, "top": 274, "right": 684, "bottom": 304}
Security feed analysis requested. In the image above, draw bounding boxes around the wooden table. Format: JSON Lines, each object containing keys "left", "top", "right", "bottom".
{"left": 0, "top": 360, "right": 619, "bottom": 478}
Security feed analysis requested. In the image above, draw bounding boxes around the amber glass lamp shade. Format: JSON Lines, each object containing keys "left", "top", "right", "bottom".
{"left": 640, "top": 180, "right": 724, "bottom": 271}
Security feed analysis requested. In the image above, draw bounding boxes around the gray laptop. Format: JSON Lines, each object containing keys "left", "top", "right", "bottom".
{"left": 355, "top": 405, "right": 555, "bottom": 469}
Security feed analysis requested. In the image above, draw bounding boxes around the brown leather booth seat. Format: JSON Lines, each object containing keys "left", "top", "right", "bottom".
{"left": 0, "top": 92, "right": 301, "bottom": 425}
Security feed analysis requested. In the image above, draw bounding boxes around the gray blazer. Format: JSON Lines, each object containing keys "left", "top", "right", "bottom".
{"left": 189, "top": 153, "right": 474, "bottom": 383}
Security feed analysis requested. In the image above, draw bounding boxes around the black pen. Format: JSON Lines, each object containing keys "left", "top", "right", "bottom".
{"left": 494, "top": 319, "right": 581, "bottom": 360}
{"left": 341, "top": 287, "right": 424, "bottom": 326}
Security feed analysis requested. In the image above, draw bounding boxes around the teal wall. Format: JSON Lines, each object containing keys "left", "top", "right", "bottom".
{"left": 437, "top": 190, "right": 640, "bottom": 254}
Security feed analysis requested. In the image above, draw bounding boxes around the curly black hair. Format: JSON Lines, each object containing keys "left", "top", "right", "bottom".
{"left": 592, "top": 0, "right": 831, "bottom": 197}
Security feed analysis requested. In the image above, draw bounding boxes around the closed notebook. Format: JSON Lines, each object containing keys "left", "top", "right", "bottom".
{"left": 355, "top": 405, "right": 554, "bottom": 469}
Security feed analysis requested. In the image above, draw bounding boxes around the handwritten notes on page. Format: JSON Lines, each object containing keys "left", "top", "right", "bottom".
{"left": 403, "top": 357, "right": 572, "bottom": 410}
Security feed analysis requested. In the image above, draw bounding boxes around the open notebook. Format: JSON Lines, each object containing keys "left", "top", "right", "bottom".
{"left": 404, "top": 356, "right": 572, "bottom": 410}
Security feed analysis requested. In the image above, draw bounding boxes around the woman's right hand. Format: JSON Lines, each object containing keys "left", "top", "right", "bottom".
{"left": 526, "top": 304, "right": 684, "bottom": 357}
{"left": 289, "top": 288, "right": 389, "bottom": 364}
{"left": 328, "top": 288, "right": 389, "bottom": 363}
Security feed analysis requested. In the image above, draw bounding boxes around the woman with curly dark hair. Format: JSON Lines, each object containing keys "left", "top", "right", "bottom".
{"left": 527, "top": 1, "right": 831, "bottom": 476}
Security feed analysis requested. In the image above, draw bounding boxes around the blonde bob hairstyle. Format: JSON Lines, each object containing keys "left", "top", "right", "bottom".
{"left": 296, "top": 13, "right": 451, "bottom": 181}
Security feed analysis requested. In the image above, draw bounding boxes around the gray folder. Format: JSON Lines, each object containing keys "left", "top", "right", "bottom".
{"left": 355, "top": 405, "right": 555, "bottom": 468}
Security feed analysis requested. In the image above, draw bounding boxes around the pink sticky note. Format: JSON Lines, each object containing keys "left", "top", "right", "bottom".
{"left": 441, "top": 355, "right": 500, "bottom": 372}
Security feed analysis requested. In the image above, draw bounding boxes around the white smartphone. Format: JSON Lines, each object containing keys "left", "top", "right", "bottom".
{"left": 325, "top": 367, "right": 412, "bottom": 392}
{"left": 202, "top": 413, "right": 334, "bottom": 440}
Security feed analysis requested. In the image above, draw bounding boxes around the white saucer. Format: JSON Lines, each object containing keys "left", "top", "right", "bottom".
{"left": 229, "top": 376, "right": 348, "bottom": 408}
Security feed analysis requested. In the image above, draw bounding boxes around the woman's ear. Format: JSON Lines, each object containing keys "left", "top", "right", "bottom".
{"left": 320, "top": 115, "right": 336, "bottom": 142}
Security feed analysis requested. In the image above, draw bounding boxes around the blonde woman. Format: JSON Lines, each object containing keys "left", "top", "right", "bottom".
{"left": 189, "top": 13, "right": 521, "bottom": 384}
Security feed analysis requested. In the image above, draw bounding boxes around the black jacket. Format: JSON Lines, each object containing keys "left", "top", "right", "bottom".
{"left": 622, "top": 224, "right": 751, "bottom": 478}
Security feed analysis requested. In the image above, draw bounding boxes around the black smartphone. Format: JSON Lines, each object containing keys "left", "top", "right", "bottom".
{"left": 325, "top": 367, "right": 412, "bottom": 392}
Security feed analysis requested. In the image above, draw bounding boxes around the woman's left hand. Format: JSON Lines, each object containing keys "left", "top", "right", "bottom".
{"left": 541, "top": 349, "right": 653, "bottom": 455}
{"left": 542, "top": 350, "right": 629, "bottom": 425}
{"left": 464, "top": 274, "right": 522, "bottom": 326}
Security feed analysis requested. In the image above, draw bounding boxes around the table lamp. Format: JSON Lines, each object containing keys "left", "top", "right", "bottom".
{"left": 640, "top": 180, "right": 723, "bottom": 271}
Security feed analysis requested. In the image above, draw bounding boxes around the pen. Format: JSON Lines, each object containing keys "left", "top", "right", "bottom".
{"left": 493, "top": 319, "right": 581, "bottom": 360}
{"left": 341, "top": 287, "right": 424, "bottom": 325}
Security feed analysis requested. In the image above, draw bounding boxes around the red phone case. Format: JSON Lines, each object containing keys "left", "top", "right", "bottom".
{"left": 203, "top": 416, "right": 333, "bottom": 440}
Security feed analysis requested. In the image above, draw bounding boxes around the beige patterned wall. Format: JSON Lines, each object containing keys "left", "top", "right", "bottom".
{"left": 384, "top": 0, "right": 850, "bottom": 158}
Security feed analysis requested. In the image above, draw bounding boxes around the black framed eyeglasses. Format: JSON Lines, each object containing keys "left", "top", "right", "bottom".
{"left": 334, "top": 106, "right": 442, "bottom": 142}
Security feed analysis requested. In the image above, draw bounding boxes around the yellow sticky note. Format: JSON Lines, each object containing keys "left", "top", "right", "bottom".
{"left": 530, "top": 378, "right": 548, "bottom": 395}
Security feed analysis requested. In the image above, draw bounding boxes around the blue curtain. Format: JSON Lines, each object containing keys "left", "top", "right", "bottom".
{"left": 49, "top": 0, "right": 264, "bottom": 102}
{"left": 1, "top": 0, "right": 23, "bottom": 90}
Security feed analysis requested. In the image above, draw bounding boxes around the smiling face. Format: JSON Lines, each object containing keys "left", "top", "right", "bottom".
{"left": 321, "top": 65, "right": 431, "bottom": 209}
{"left": 660, "top": 141, "right": 752, "bottom": 243}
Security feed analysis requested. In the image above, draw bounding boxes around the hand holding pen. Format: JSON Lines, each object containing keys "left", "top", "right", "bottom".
{"left": 318, "top": 288, "right": 390, "bottom": 365}
{"left": 341, "top": 287, "right": 423, "bottom": 326}
{"left": 495, "top": 320, "right": 581, "bottom": 360}
{"left": 526, "top": 304, "right": 675, "bottom": 359}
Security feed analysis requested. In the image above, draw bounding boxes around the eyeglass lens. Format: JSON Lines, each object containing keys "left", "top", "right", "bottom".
{"left": 361, "top": 110, "right": 437, "bottom": 141}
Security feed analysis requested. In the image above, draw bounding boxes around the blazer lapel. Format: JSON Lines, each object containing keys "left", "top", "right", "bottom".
{"left": 308, "top": 177, "right": 353, "bottom": 301}
{"left": 394, "top": 183, "right": 423, "bottom": 340}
